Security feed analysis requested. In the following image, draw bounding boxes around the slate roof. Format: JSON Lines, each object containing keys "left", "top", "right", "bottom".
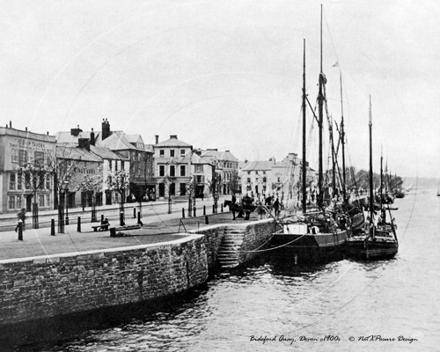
{"left": 201, "top": 149, "right": 238, "bottom": 162}
{"left": 90, "top": 146, "right": 129, "bottom": 161}
{"left": 155, "top": 137, "right": 192, "bottom": 148}
{"left": 56, "top": 146, "right": 102, "bottom": 162}
{"left": 241, "top": 160, "right": 276, "bottom": 171}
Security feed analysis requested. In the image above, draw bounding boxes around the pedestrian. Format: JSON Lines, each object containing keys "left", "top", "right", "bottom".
{"left": 15, "top": 208, "right": 26, "bottom": 232}
{"left": 273, "top": 198, "right": 280, "bottom": 217}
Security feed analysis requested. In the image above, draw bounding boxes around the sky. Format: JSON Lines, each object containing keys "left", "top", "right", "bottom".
{"left": 1, "top": 0, "right": 439, "bottom": 178}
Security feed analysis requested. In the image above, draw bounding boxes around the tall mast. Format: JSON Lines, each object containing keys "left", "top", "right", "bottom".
{"left": 317, "top": 3, "right": 324, "bottom": 209}
{"left": 340, "top": 73, "right": 347, "bottom": 203}
{"left": 302, "top": 39, "right": 307, "bottom": 214}
{"left": 331, "top": 118, "right": 336, "bottom": 197}
{"left": 369, "top": 95, "right": 374, "bottom": 223}
{"left": 380, "top": 149, "right": 383, "bottom": 209}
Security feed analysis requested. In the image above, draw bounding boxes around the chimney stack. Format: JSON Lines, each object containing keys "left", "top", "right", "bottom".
{"left": 102, "top": 119, "right": 110, "bottom": 141}
{"left": 9, "top": 121, "right": 12, "bottom": 128}
{"left": 170, "top": 135, "right": 177, "bottom": 139}
{"left": 90, "top": 128, "right": 95, "bottom": 146}
{"left": 155, "top": 135, "right": 159, "bottom": 144}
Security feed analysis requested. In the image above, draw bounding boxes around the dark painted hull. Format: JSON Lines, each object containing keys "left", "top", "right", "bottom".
{"left": 271, "top": 230, "right": 348, "bottom": 264}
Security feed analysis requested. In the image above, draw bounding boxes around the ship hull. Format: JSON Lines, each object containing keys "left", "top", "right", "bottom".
{"left": 271, "top": 230, "right": 348, "bottom": 264}
{"left": 345, "top": 235, "right": 398, "bottom": 260}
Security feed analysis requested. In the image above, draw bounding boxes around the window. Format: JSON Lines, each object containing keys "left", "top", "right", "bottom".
{"left": 195, "top": 165, "right": 203, "bottom": 172}
{"left": 263, "top": 171, "right": 266, "bottom": 175}
{"left": 34, "top": 151, "right": 44, "bottom": 166}
{"left": 263, "top": 177, "right": 267, "bottom": 183}
{"left": 9, "top": 174, "right": 16, "bottom": 190}
{"left": 16, "top": 196, "right": 22, "bottom": 209}
{"left": 256, "top": 171, "right": 259, "bottom": 175}
{"left": 121, "top": 162, "right": 125, "bottom": 171}
{"left": 39, "top": 195, "right": 45, "bottom": 207}
{"left": 39, "top": 174, "right": 44, "bottom": 189}
{"left": 11, "top": 149, "right": 18, "bottom": 163}
{"left": 8, "top": 196, "right": 15, "bottom": 209}
{"left": 170, "top": 165, "right": 175, "bottom": 177}
{"left": 247, "top": 178, "right": 251, "bottom": 183}
{"left": 115, "top": 161, "right": 118, "bottom": 171}
{"left": 109, "top": 160, "right": 112, "bottom": 171}
{"left": 159, "top": 165, "right": 165, "bottom": 176}
{"left": 169, "top": 183, "right": 175, "bottom": 196}
{"left": 46, "top": 194, "right": 50, "bottom": 207}
{"left": 196, "top": 175, "right": 203, "bottom": 183}
{"left": 180, "top": 183, "right": 186, "bottom": 196}
{"left": 17, "top": 172, "right": 22, "bottom": 190}
{"left": 247, "top": 171, "right": 250, "bottom": 175}
{"left": 19, "top": 150, "right": 27, "bottom": 166}
{"left": 45, "top": 175, "right": 50, "bottom": 190}
{"left": 180, "top": 165, "right": 186, "bottom": 176}
{"left": 159, "top": 149, "right": 164, "bottom": 157}
{"left": 180, "top": 149, "right": 185, "bottom": 157}
{"left": 170, "top": 150, "right": 175, "bottom": 157}
{"left": 25, "top": 173, "right": 31, "bottom": 189}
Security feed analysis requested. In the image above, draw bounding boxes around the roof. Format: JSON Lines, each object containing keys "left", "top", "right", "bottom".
{"left": 191, "top": 154, "right": 213, "bottom": 165}
{"left": 90, "top": 146, "right": 129, "bottom": 161}
{"left": 155, "top": 136, "right": 192, "bottom": 148}
{"left": 201, "top": 149, "right": 238, "bottom": 162}
{"left": 242, "top": 160, "right": 275, "bottom": 171}
{"left": 97, "top": 133, "right": 138, "bottom": 151}
{"left": 56, "top": 146, "right": 102, "bottom": 162}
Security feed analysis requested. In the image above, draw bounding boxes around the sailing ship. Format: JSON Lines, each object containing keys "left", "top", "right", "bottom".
{"left": 271, "top": 7, "right": 348, "bottom": 264}
{"left": 345, "top": 96, "right": 398, "bottom": 260}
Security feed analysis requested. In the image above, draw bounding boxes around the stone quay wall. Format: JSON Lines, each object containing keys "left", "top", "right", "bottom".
{"left": 193, "top": 219, "right": 276, "bottom": 273}
{"left": 238, "top": 219, "right": 276, "bottom": 263}
{"left": 0, "top": 235, "right": 207, "bottom": 326}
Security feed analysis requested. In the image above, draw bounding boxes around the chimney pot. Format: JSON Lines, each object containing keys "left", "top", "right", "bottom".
{"left": 155, "top": 135, "right": 159, "bottom": 144}
{"left": 9, "top": 121, "right": 12, "bottom": 128}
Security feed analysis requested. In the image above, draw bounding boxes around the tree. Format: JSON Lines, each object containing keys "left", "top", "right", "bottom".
{"left": 208, "top": 168, "right": 222, "bottom": 212}
{"left": 21, "top": 160, "right": 51, "bottom": 229}
{"left": 106, "top": 170, "right": 130, "bottom": 225}
{"left": 78, "top": 174, "right": 102, "bottom": 222}
{"left": 228, "top": 170, "right": 240, "bottom": 196}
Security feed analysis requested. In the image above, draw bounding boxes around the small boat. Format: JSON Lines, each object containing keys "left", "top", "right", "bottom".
{"left": 345, "top": 96, "right": 398, "bottom": 260}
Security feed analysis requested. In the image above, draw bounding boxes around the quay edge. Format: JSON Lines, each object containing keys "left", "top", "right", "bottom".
{"left": 0, "top": 219, "right": 276, "bottom": 327}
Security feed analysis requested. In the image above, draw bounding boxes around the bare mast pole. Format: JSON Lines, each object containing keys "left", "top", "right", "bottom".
{"left": 340, "top": 73, "right": 347, "bottom": 203}
{"left": 302, "top": 39, "right": 307, "bottom": 214}
{"left": 318, "top": 4, "right": 324, "bottom": 209}
{"left": 369, "top": 95, "right": 374, "bottom": 223}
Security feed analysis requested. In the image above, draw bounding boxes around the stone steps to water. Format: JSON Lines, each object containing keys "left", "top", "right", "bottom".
{"left": 217, "top": 226, "right": 246, "bottom": 269}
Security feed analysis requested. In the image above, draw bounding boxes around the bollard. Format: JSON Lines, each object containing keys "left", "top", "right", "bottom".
{"left": 120, "top": 211, "right": 125, "bottom": 226}
{"left": 182, "top": 208, "right": 185, "bottom": 219}
{"left": 101, "top": 214, "right": 104, "bottom": 223}
{"left": 193, "top": 206, "right": 196, "bottom": 217}
{"left": 212, "top": 205, "right": 215, "bottom": 214}
{"left": 77, "top": 216, "right": 81, "bottom": 232}
{"left": 205, "top": 215, "right": 209, "bottom": 225}
{"left": 137, "top": 211, "right": 142, "bottom": 225}
{"left": 133, "top": 207, "right": 136, "bottom": 218}
{"left": 221, "top": 204, "right": 223, "bottom": 212}
{"left": 17, "top": 220, "right": 23, "bottom": 241}
{"left": 203, "top": 206, "right": 206, "bottom": 216}
{"left": 51, "top": 219, "right": 55, "bottom": 236}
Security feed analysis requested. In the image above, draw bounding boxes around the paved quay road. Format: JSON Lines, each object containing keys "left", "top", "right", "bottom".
{"left": 0, "top": 196, "right": 230, "bottom": 232}
{"left": 0, "top": 202, "right": 259, "bottom": 261}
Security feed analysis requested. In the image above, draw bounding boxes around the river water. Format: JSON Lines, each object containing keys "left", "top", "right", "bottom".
{"left": 10, "top": 187, "right": 439, "bottom": 351}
